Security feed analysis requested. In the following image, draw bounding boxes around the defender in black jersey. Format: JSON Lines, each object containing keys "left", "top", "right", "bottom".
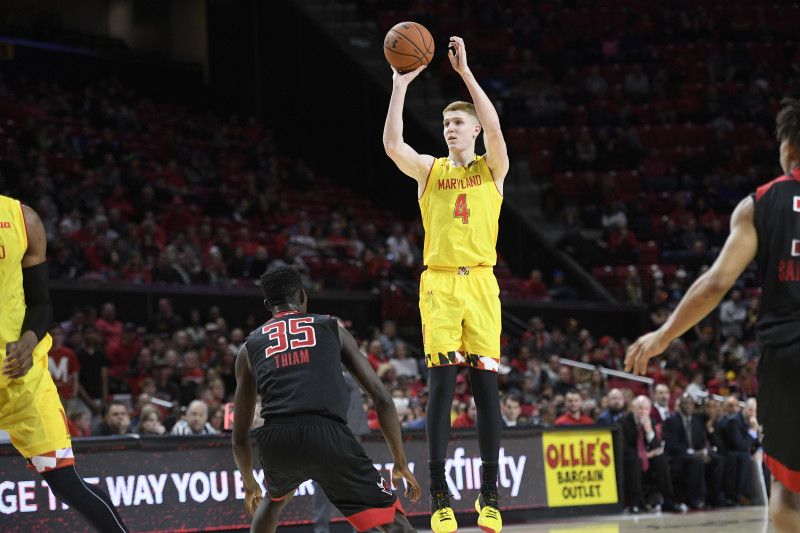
{"left": 232, "top": 266, "right": 420, "bottom": 533}
{"left": 625, "top": 98, "right": 800, "bottom": 532}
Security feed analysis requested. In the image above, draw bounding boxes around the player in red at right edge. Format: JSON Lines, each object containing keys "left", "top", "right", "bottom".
{"left": 626, "top": 98, "right": 800, "bottom": 533}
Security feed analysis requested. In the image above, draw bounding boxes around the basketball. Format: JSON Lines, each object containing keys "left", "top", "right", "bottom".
{"left": 383, "top": 21, "right": 434, "bottom": 73}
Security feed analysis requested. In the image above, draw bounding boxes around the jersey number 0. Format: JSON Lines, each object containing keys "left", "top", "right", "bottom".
{"left": 262, "top": 318, "right": 317, "bottom": 358}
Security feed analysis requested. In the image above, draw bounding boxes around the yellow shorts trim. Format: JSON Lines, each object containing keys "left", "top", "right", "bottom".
{"left": 419, "top": 268, "right": 501, "bottom": 369}
{"left": 0, "top": 360, "right": 72, "bottom": 459}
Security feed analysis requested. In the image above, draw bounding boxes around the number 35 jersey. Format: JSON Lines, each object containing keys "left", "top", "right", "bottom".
{"left": 419, "top": 155, "right": 503, "bottom": 268}
{"left": 245, "top": 311, "right": 348, "bottom": 423}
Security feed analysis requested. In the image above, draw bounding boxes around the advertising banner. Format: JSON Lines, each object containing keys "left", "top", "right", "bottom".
{"left": 0, "top": 427, "right": 620, "bottom": 532}
{"left": 541, "top": 429, "right": 618, "bottom": 507}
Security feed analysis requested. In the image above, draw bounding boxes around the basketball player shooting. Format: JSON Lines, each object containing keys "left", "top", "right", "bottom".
{"left": 232, "top": 266, "right": 420, "bottom": 533}
{"left": 625, "top": 98, "right": 800, "bottom": 533}
{"left": 383, "top": 36, "right": 509, "bottom": 533}
{"left": 0, "top": 195, "right": 128, "bottom": 532}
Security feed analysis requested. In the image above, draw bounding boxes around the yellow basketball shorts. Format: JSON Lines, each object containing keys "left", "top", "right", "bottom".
{"left": 0, "top": 357, "right": 74, "bottom": 472}
{"left": 419, "top": 266, "right": 501, "bottom": 370}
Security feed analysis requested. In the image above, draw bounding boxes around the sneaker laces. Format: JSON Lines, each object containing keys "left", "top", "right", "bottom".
{"left": 431, "top": 492, "right": 453, "bottom": 513}
{"left": 480, "top": 491, "right": 501, "bottom": 511}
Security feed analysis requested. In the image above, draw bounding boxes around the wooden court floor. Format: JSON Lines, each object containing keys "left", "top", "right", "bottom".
{"left": 444, "top": 506, "right": 774, "bottom": 533}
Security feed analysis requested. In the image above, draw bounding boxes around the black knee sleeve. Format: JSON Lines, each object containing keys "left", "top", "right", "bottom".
{"left": 41, "top": 465, "right": 128, "bottom": 532}
{"left": 469, "top": 367, "right": 502, "bottom": 466}
{"left": 426, "top": 366, "right": 458, "bottom": 462}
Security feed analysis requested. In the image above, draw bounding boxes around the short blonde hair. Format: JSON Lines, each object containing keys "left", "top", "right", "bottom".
{"left": 442, "top": 101, "right": 480, "bottom": 125}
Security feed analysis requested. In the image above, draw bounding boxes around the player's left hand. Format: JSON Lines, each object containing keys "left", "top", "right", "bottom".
{"left": 244, "top": 484, "right": 263, "bottom": 517}
{"left": 624, "top": 330, "right": 669, "bottom": 376}
{"left": 448, "top": 36, "right": 470, "bottom": 75}
{"left": 3, "top": 331, "right": 38, "bottom": 379}
{"left": 392, "top": 462, "right": 421, "bottom": 502}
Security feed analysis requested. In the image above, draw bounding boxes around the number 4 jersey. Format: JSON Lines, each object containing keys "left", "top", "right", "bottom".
{"left": 245, "top": 311, "right": 349, "bottom": 423}
{"left": 753, "top": 168, "right": 800, "bottom": 347}
{"left": 419, "top": 155, "right": 503, "bottom": 268}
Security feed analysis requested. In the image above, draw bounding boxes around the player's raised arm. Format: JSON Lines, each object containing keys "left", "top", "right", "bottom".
{"left": 448, "top": 36, "right": 509, "bottom": 184}
{"left": 383, "top": 65, "right": 436, "bottom": 186}
{"left": 232, "top": 344, "right": 263, "bottom": 517}
{"left": 625, "top": 196, "right": 758, "bottom": 375}
{"left": 338, "top": 326, "right": 420, "bottom": 502}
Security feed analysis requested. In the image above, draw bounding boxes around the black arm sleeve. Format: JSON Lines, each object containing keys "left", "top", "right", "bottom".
{"left": 21, "top": 262, "right": 52, "bottom": 342}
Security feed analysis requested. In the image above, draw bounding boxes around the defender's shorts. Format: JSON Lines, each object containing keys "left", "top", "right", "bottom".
{"left": 255, "top": 415, "right": 404, "bottom": 531}
{"left": 0, "top": 358, "right": 74, "bottom": 471}
{"left": 419, "top": 266, "right": 501, "bottom": 370}
{"left": 758, "top": 344, "right": 800, "bottom": 491}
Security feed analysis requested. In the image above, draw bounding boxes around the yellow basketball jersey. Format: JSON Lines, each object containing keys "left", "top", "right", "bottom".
{"left": 0, "top": 195, "right": 52, "bottom": 388}
{"left": 419, "top": 155, "right": 503, "bottom": 267}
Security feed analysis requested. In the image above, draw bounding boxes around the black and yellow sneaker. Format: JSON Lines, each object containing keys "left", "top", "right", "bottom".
{"left": 430, "top": 491, "right": 458, "bottom": 533}
{"left": 475, "top": 491, "right": 502, "bottom": 533}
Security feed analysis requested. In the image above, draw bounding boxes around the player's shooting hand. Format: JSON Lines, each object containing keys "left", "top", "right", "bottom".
{"left": 624, "top": 330, "right": 669, "bottom": 376}
{"left": 244, "top": 483, "right": 263, "bottom": 518}
{"left": 392, "top": 462, "right": 421, "bottom": 502}
{"left": 3, "top": 331, "right": 38, "bottom": 379}
{"left": 448, "top": 36, "right": 470, "bottom": 75}
{"left": 391, "top": 64, "right": 426, "bottom": 86}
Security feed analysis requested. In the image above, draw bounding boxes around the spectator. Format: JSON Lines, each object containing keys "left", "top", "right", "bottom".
{"left": 685, "top": 240, "right": 711, "bottom": 280}
{"left": 721, "top": 396, "right": 758, "bottom": 505}
{"left": 208, "top": 404, "right": 226, "bottom": 433}
{"left": 552, "top": 365, "right": 574, "bottom": 397}
{"left": 554, "top": 390, "right": 594, "bottom": 425}
{"left": 107, "top": 322, "right": 141, "bottom": 380}
{"left": 586, "top": 368, "right": 608, "bottom": 404}
{"left": 719, "top": 289, "right": 747, "bottom": 340}
{"left": 366, "top": 339, "right": 387, "bottom": 372}
{"left": 521, "top": 269, "right": 549, "bottom": 299}
{"left": 601, "top": 200, "right": 628, "bottom": 235}
{"left": 67, "top": 409, "right": 92, "bottom": 438}
{"left": 47, "top": 324, "right": 80, "bottom": 411}
{"left": 75, "top": 324, "right": 111, "bottom": 426}
{"left": 595, "top": 388, "right": 626, "bottom": 426}
{"left": 623, "top": 64, "right": 650, "bottom": 101}
{"left": 584, "top": 66, "right": 608, "bottom": 97}
{"left": 500, "top": 394, "right": 522, "bottom": 428}
{"left": 621, "top": 395, "right": 678, "bottom": 513}
{"left": 95, "top": 401, "right": 134, "bottom": 437}
{"left": 171, "top": 400, "right": 218, "bottom": 435}
{"left": 661, "top": 395, "right": 714, "bottom": 510}
{"left": 544, "top": 354, "right": 561, "bottom": 383}
{"left": 378, "top": 320, "right": 400, "bottom": 358}
{"left": 549, "top": 270, "right": 578, "bottom": 301}
{"left": 386, "top": 223, "right": 414, "bottom": 267}
{"left": 453, "top": 373, "right": 472, "bottom": 404}
{"left": 650, "top": 384, "right": 673, "bottom": 426}
{"left": 389, "top": 343, "right": 418, "bottom": 379}
{"left": 134, "top": 404, "right": 167, "bottom": 436}
{"left": 452, "top": 398, "right": 477, "bottom": 428}
{"left": 149, "top": 297, "right": 184, "bottom": 335}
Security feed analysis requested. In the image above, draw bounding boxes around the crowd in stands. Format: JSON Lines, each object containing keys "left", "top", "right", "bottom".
{"left": 0, "top": 72, "right": 539, "bottom": 299}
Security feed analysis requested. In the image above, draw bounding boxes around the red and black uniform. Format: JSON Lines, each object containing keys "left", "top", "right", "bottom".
{"left": 245, "top": 311, "right": 404, "bottom": 531}
{"left": 752, "top": 169, "right": 800, "bottom": 491}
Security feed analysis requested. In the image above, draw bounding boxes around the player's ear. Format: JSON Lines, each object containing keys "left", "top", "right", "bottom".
{"left": 787, "top": 140, "right": 798, "bottom": 162}
{"left": 299, "top": 289, "right": 307, "bottom": 309}
{"left": 474, "top": 124, "right": 481, "bottom": 138}
{"left": 263, "top": 298, "right": 270, "bottom": 310}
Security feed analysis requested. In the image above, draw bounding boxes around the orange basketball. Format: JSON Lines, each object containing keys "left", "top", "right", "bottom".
{"left": 383, "top": 21, "right": 434, "bottom": 73}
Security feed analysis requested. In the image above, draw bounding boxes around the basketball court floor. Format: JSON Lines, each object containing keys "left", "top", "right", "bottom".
{"left": 449, "top": 507, "right": 773, "bottom": 533}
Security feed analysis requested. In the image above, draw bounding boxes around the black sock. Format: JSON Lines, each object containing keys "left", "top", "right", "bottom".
{"left": 41, "top": 465, "right": 128, "bottom": 532}
{"left": 481, "top": 462, "right": 498, "bottom": 493}
{"left": 429, "top": 459, "right": 447, "bottom": 493}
